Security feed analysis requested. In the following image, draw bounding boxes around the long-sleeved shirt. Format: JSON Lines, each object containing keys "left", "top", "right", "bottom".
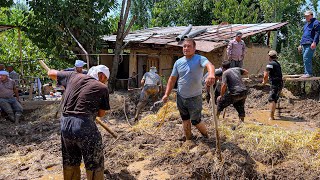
{"left": 300, "top": 18, "right": 320, "bottom": 45}
{"left": 227, "top": 39, "right": 246, "bottom": 61}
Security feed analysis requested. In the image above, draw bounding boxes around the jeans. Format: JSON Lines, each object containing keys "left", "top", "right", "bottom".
{"left": 302, "top": 44, "right": 315, "bottom": 75}
{"left": 0, "top": 98, "right": 23, "bottom": 115}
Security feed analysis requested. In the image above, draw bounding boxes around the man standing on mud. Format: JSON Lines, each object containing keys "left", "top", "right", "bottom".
{"left": 217, "top": 61, "right": 248, "bottom": 123}
{"left": 47, "top": 65, "right": 110, "bottom": 180}
{"left": 262, "top": 50, "right": 283, "bottom": 120}
{"left": 134, "top": 66, "right": 161, "bottom": 121}
{"left": 162, "top": 38, "right": 215, "bottom": 141}
{"left": 298, "top": 10, "right": 320, "bottom": 78}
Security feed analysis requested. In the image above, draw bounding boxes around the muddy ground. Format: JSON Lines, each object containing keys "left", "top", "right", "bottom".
{"left": 0, "top": 82, "right": 320, "bottom": 179}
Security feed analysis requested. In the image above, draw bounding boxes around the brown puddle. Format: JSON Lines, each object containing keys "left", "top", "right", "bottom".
{"left": 246, "top": 110, "right": 313, "bottom": 131}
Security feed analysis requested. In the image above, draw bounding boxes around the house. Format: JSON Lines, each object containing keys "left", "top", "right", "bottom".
{"left": 101, "top": 22, "right": 288, "bottom": 88}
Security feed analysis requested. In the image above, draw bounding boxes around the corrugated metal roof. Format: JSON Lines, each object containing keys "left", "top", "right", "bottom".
{"left": 102, "top": 22, "right": 288, "bottom": 52}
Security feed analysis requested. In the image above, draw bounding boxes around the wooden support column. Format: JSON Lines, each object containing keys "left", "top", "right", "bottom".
{"left": 18, "top": 27, "right": 23, "bottom": 76}
{"left": 129, "top": 51, "right": 137, "bottom": 76}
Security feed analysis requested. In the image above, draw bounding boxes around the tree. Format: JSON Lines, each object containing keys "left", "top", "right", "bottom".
{"left": 0, "top": 5, "right": 72, "bottom": 77}
{"left": 109, "top": 0, "right": 136, "bottom": 91}
{"left": 131, "top": 0, "right": 157, "bottom": 30}
{"left": 0, "top": 0, "right": 14, "bottom": 7}
{"left": 151, "top": 0, "right": 214, "bottom": 27}
{"left": 212, "top": 0, "right": 262, "bottom": 25}
{"left": 27, "top": 0, "right": 116, "bottom": 65}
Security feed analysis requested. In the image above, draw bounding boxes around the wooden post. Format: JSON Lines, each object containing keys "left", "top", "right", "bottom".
{"left": 18, "top": 27, "right": 23, "bottom": 76}
{"left": 210, "top": 85, "right": 222, "bottom": 161}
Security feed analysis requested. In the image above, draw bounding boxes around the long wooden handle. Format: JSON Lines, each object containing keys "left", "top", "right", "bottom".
{"left": 96, "top": 117, "right": 118, "bottom": 138}
{"left": 39, "top": 60, "right": 50, "bottom": 71}
{"left": 210, "top": 85, "right": 222, "bottom": 161}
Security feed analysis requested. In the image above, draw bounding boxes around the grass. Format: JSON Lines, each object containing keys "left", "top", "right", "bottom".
{"left": 136, "top": 102, "right": 320, "bottom": 170}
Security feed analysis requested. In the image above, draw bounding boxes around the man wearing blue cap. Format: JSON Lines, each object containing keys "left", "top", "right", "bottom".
{"left": 0, "top": 71, "right": 23, "bottom": 124}
{"left": 64, "top": 60, "right": 87, "bottom": 74}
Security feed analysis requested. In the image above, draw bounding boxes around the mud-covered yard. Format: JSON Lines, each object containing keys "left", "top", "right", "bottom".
{"left": 0, "top": 84, "right": 320, "bottom": 179}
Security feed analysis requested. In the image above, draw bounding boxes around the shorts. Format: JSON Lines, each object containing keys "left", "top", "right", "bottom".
{"left": 139, "top": 85, "right": 159, "bottom": 102}
{"left": 217, "top": 91, "right": 247, "bottom": 118}
{"left": 268, "top": 83, "right": 283, "bottom": 103}
{"left": 176, "top": 94, "right": 202, "bottom": 125}
{"left": 60, "top": 115, "right": 104, "bottom": 171}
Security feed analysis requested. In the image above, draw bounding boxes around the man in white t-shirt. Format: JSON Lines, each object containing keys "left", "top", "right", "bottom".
{"left": 134, "top": 66, "right": 161, "bottom": 121}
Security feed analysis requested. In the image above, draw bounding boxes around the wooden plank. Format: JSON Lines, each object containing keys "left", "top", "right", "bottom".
{"left": 284, "top": 77, "right": 320, "bottom": 82}
{"left": 283, "top": 74, "right": 303, "bottom": 78}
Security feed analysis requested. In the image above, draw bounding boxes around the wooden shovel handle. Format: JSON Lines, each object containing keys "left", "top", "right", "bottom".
{"left": 39, "top": 60, "right": 50, "bottom": 71}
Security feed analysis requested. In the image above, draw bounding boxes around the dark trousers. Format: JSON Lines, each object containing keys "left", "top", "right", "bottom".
{"left": 61, "top": 115, "right": 104, "bottom": 171}
{"left": 217, "top": 91, "right": 247, "bottom": 118}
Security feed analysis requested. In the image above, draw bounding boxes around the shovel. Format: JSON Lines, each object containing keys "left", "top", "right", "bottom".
{"left": 210, "top": 85, "right": 222, "bottom": 161}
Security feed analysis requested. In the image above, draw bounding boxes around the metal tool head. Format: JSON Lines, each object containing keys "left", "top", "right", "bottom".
{"left": 150, "top": 100, "right": 164, "bottom": 112}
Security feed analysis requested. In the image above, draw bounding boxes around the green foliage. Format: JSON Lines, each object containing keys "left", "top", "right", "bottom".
{"left": 212, "top": 0, "right": 262, "bottom": 24}
{"left": 131, "top": 0, "right": 157, "bottom": 30}
{"left": 151, "top": 0, "right": 214, "bottom": 27}
{"left": 0, "top": 0, "right": 13, "bottom": 8}
{"left": 27, "top": 0, "right": 116, "bottom": 64}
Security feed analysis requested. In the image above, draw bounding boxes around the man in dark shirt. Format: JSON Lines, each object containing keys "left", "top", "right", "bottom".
{"left": 217, "top": 61, "right": 248, "bottom": 122}
{"left": 47, "top": 65, "right": 110, "bottom": 180}
{"left": 262, "top": 50, "right": 283, "bottom": 120}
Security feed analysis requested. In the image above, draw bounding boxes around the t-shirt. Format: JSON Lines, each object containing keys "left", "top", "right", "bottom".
{"left": 57, "top": 71, "right": 110, "bottom": 116}
{"left": 222, "top": 67, "right": 247, "bottom": 95}
{"left": 266, "top": 59, "right": 282, "bottom": 84}
{"left": 171, "top": 54, "right": 209, "bottom": 98}
{"left": 142, "top": 72, "right": 161, "bottom": 85}
{"left": 0, "top": 78, "right": 16, "bottom": 98}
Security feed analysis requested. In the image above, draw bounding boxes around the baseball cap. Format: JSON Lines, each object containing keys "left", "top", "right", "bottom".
{"left": 74, "top": 60, "right": 87, "bottom": 68}
{"left": 304, "top": 10, "right": 313, "bottom": 16}
{"left": 236, "top": 31, "right": 243, "bottom": 37}
{"left": 268, "top": 50, "right": 278, "bottom": 57}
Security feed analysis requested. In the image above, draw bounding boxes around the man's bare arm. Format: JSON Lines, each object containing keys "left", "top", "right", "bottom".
{"left": 162, "top": 76, "right": 177, "bottom": 103}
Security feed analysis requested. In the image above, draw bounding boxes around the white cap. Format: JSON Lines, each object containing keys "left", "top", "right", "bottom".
{"left": 74, "top": 60, "right": 87, "bottom": 67}
{"left": 0, "top": 71, "right": 9, "bottom": 76}
{"left": 150, "top": 66, "right": 157, "bottom": 73}
{"left": 87, "top": 65, "right": 110, "bottom": 80}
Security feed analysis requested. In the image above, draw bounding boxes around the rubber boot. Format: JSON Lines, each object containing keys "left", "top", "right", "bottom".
{"left": 195, "top": 122, "right": 208, "bottom": 138}
{"left": 15, "top": 112, "right": 22, "bottom": 124}
{"left": 63, "top": 166, "right": 81, "bottom": 180}
{"left": 7, "top": 113, "right": 15, "bottom": 123}
{"left": 134, "top": 101, "right": 147, "bottom": 122}
{"left": 86, "top": 168, "right": 104, "bottom": 180}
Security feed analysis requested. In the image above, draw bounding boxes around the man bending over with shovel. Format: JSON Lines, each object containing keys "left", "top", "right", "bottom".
{"left": 162, "top": 38, "right": 215, "bottom": 141}
{"left": 47, "top": 65, "right": 110, "bottom": 180}
{"left": 217, "top": 61, "right": 248, "bottom": 123}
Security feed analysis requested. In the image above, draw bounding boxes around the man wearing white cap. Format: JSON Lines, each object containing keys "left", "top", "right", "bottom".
{"left": 298, "top": 10, "right": 320, "bottom": 78}
{"left": 0, "top": 71, "right": 23, "bottom": 124}
{"left": 262, "top": 50, "right": 283, "bottom": 120}
{"left": 134, "top": 66, "right": 161, "bottom": 121}
{"left": 64, "top": 60, "right": 87, "bottom": 74}
{"left": 47, "top": 65, "right": 110, "bottom": 179}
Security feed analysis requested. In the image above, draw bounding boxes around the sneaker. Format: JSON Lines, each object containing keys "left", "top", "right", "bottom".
{"left": 300, "top": 74, "right": 312, "bottom": 78}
